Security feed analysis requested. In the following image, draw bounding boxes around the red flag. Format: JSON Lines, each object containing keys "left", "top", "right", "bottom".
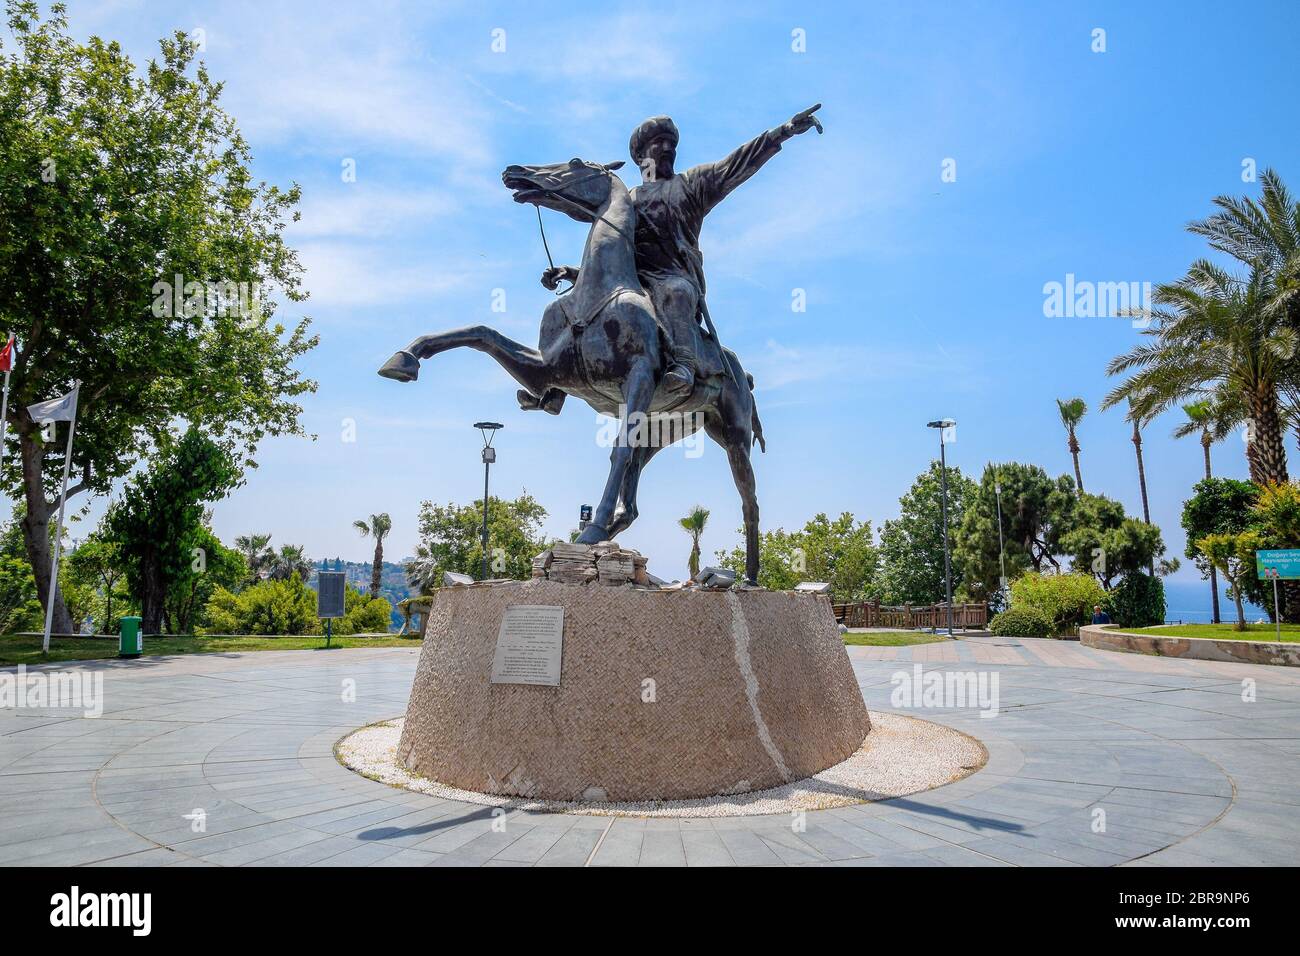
{"left": 0, "top": 335, "right": 11, "bottom": 373}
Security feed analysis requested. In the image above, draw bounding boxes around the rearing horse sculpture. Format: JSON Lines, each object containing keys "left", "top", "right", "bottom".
{"left": 379, "top": 157, "right": 764, "bottom": 584}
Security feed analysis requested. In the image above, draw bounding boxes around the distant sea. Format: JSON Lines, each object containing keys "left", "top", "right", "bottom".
{"left": 1162, "top": 578, "right": 1268, "bottom": 624}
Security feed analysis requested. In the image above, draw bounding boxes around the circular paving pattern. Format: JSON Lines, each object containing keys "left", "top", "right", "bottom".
{"left": 336, "top": 712, "right": 986, "bottom": 817}
{"left": 0, "top": 637, "right": 1298, "bottom": 866}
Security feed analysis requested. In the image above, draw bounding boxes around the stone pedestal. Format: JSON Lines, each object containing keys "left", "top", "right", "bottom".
{"left": 398, "top": 579, "right": 871, "bottom": 802}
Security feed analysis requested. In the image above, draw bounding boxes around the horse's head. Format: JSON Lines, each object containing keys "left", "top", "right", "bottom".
{"left": 501, "top": 158, "right": 625, "bottom": 223}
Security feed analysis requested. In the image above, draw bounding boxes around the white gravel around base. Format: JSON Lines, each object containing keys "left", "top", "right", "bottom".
{"left": 335, "top": 713, "right": 987, "bottom": 818}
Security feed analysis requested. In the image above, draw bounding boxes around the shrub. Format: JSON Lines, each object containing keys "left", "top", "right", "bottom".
{"left": 334, "top": 586, "right": 393, "bottom": 635}
{"left": 1009, "top": 571, "right": 1106, "bottom": 634}
{"left": 0, "top": 556, "right": 43, "bottom": 635}
{"left": 1109, "top": 571, "right": 1165, "bottom": 628}
{"left": 201, "top": 577, "right": 319, "bottom": 635}
{"left": 990, "top": 606, "right": 1054, "bottom": 638}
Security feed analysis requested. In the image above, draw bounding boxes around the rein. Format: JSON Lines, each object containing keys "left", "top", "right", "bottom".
{"left": 530, "top": 166, "right": 635, "bottom": 295}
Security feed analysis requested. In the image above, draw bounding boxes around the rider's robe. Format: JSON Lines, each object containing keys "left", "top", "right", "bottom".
{"left": 629, "top": 127, "right": 785, "bottom": 299}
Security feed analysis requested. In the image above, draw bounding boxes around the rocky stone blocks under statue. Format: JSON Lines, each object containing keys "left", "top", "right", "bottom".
{"left": 399, "top": 580, "right": 871, "bottom": 802}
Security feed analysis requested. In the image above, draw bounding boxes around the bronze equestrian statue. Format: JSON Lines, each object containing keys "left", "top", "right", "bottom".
{"left": 379, "top": 106, "right": 823, "bottom": 585}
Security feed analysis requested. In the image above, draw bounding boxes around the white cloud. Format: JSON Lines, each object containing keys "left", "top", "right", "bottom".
{"left": 290, "top": 187, "right": 459, "bottom": 239}
{"left": 296, "top": 242, "right": 497, "bottom": 310}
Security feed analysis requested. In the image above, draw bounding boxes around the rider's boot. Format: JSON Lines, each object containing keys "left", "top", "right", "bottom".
{"left": 663, "top": 361, "right": 695, "bottom": 395}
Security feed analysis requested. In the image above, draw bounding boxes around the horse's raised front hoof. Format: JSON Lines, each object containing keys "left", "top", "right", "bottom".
{"left": 576, "top": 523, "right": 610, "bottom": 545}
{"left": 379, "top": 350, "right": 420, "bottom": 382}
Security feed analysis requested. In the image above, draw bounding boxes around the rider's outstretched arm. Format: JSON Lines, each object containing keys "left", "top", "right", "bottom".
{"left": 686, "top": 104, "right": 823, "bottom": 215}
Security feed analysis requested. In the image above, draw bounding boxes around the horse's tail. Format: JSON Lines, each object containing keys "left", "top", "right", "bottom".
{"left": 746, "top": 372, "right": 766, "bottom": 453}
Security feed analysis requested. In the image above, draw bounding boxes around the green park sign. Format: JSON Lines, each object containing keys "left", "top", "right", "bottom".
{"left": 1256, "top": 549, "right": 1300, "bottom": 580}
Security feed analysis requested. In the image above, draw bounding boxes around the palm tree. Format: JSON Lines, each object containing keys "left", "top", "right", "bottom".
{"left": 679, "top": 505, "right": 709, "bottom": 578}
{"left": 1188, "top": 169, "right": 1300, "bottom": 442}
{"left": 1177, "top": 400, "right": 1226, "bottom": 622}
{"left": 1056, "top": 398, "right": 1087, "bottom": 494}
{"left": 269, "top": 544, "right": 312, "bottom": 583}
{"left": 1105, "top": 262, "right": 1293, "bottom": 487}
{"left": 234, "top": 533, "right": 274, "bottom": 582}
{"left": 1176, "top": 399, "right": 1221, "bottom": 481}
{"left": 353, "top": 513, "right": 392, "bottom": 596}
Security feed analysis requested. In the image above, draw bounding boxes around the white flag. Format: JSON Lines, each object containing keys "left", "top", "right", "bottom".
{"left": 27, "top": 385, "right": 79, "bottom": 423}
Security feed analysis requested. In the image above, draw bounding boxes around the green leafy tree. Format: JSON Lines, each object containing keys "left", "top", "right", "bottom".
{"left": 954, "top": 463, "right": 1076, "bottom": 603}
{"left": 1177, "top": 401, "right": 1230, "bottom": 620}
{"left": 104, "top": 429, "right": 241, "bottom": 634}
{"left": 1182, "top": 478, "right": 1267, "bottom": 620}
{"left": 0, "top": 3, "right": 317, "bottom": 632}
{"left": 1058, "top": 493, "right": 1170, "bottom": 589}
{"left": 353, "top": 514, "right": 392, "bottom": 596}
{"left": 879, "top": 462, "right": 976, "bottom": 605}
{"left": 406, "top": 494, "right": 550, "bottom": 590}
{"left": 717, "top": 512, "right": 879, "bottom": 600}
{"left": 1056, "top": 398, "right": 1088, "bottom": 493}
{"left": 164, "top": 528, "right": 247, "bottom": 635}
{"left": 0, "top": 556, "right": 42, "bottom": 634}
{"left": 202, "top": 576, "right": 319, "bottom": 636}
{"left": 1198, "top": 531, "right": 1264, "bottom": 630}
{"left": 678, "top": 505, "right": 709, "bottom": 578}
{"left": 0, "top": 509, "right": 41, "bottom": 634}
{"left": 66, "top": 533, "right": 129, "bottom": 633}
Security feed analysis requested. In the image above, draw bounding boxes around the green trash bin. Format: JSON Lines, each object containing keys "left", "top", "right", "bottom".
{"left": 119, "top": 616, "right": 142, "bottom": 659}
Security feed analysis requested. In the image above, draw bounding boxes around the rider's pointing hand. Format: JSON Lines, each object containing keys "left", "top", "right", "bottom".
{"left": 783, "top": 103, "right": 823, "bottom": 137}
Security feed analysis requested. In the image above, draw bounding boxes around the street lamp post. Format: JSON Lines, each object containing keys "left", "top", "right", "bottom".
{"left": 928, "top": 419, "right": 956, "bottom": 636}
{"left": 474, "top": 422, "right": 503, "bottom": 581}
{"left": 994, "top": 472, "right": 1008, "bottom": 607}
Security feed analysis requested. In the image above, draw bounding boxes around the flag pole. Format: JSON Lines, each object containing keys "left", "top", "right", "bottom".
{"left": 41, "top": 381, "right": 79, "bottom": 655}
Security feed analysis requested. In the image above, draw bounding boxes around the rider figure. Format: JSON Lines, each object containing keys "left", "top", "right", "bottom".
{"left": 543, "top": 105, "right": 823, "bottom": 395}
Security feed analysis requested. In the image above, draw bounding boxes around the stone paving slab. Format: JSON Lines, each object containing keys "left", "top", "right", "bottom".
{"left": 0, "top": 640, "right": 1297, "bottom": 865}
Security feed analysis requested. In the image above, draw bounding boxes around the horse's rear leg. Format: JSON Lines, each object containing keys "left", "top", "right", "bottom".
{"left": 705, "top": 407, "right": 760, "bottom": 585}
{"left": 379, "top": 325, "right": 553, "bottom": 397}
{"left": 725, "top": 445, "right": 760, "bottom": 585}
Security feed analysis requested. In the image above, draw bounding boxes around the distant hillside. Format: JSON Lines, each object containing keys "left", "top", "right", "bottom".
{"left": 311, "top": 558, "right": 413, "bottom": 630}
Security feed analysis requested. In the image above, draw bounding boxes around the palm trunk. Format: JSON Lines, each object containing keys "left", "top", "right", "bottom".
{"left": 18, "top": 430, "right": 73, "bottom": 635}
{"left": 371, "top": 541, "right": 383, "bottom": 595}
{"left": 1246, "top": 388, "right": 1287, "bottom": 485}
{"left": 1132, "top": 421, "right": 1155, "bottom": 576}
{"left": 1247, "top": 389, "right": 1300, "bottom": 621}
{"left": 1068, "top": 434, "right": 1084, "bottom": 494}
{"left": 1131, "top": 421, "right": 1150, "bottom": 523}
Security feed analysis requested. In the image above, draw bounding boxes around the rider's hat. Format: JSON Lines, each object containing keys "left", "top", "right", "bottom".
{"left": 629, "top": 116, "right": 679, "bottom": 164}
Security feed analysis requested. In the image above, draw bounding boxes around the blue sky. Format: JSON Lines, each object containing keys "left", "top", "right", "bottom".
{"left": 51, "top": 0, "right": 1300, "bottom": 592}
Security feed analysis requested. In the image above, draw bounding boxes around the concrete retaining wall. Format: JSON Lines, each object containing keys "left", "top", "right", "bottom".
{"left": 1080, "top": 624, "right": 1300, "bottom": 667}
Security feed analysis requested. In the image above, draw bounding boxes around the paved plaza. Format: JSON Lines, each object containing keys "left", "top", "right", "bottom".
{"left": 2, "top": 637, "right": 1298, "bottom": 867}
